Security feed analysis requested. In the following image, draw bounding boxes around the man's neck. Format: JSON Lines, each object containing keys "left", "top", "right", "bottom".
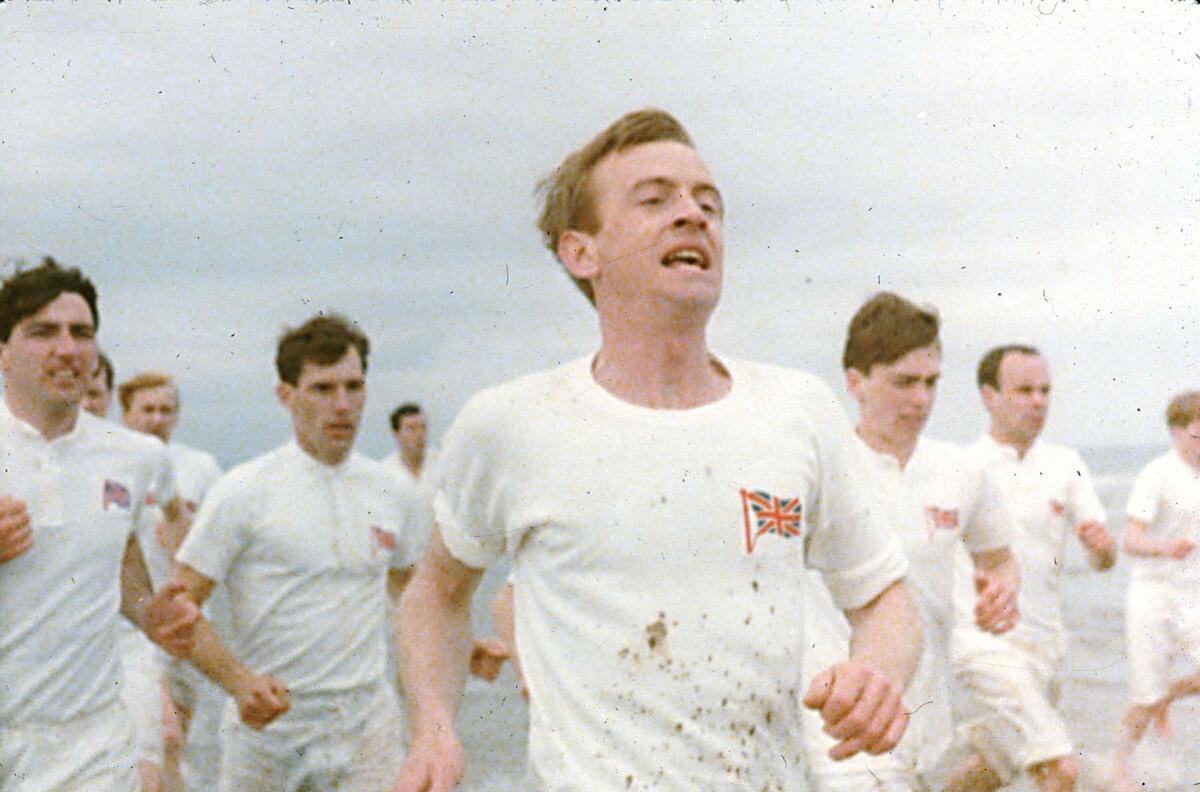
{"left": 989, "top": 427, "right": 1034, "bottom": 460}
{"left": 592, "top": 312, "right": 729, "bottom": 409}
{"left": 857, "top": 425, "right": 917, "bottom": 469}
{"left": 400, "top": 449, "right": 424, "bottom": 477}
{"left": 4, "top": 389, "right": 79, "bottom": 441}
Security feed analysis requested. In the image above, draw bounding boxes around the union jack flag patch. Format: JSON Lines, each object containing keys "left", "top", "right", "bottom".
{"left": 370, "top": 525, "right": 397, "bottom": 556}
{"left": 103, "top": 480, "right": 131, "bottom": 511}
{"left": 924, "top": 506, "right": 959, "bottom": 540}
{"left": 740, "top": 489, "right": 803, "bottom": 554}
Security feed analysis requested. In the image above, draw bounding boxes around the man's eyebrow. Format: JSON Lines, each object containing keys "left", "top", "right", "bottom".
{"left": 631, "top": 177, "right": 723, "bottom": 201}
{"left": 630, "top": 176, "right": 674, "bottom": 192}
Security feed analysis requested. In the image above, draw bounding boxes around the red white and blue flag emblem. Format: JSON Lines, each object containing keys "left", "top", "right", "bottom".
{"left": 103, "top": 480, "right": 131, "bottom": 511}
{"left": 740, "top": 488, "right": 803, "bottom": 554}
{"left": 371, "top": 525, "right": 397, "bottom": 556}
{"left": 924, "top": 506, "right": 959, "bottom": 541}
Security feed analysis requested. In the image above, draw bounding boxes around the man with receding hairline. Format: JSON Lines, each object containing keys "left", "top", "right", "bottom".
{"left": 948, "top": 344, "right": 1115, "bottom": 792}
{"left": 396, "top": 110, "right": 922, "bottom": 792}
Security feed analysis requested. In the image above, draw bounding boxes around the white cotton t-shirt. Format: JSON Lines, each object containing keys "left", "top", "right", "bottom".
{"left": 434, "top": 356, "right": 908, "bottom": 791}
{"left": 176, "top": 443, "right": 425, "bottom": 695}
{"left": 380, "top": 449, "right": 436, "bottom": 554}
{"left": 954, "top": 435, "right": 1106, "bottom": 657}
{"left": 857, "top": 436, "right": 1016, "bottom": 642}
{"left": 0, "top": 401, "right": 174, "bottom": 723}
{"left": 1125, "top": 449, "right": 1200, "bottom": 586}
{"left": 831, "top": 435, "right": 1015, "bottom": 779}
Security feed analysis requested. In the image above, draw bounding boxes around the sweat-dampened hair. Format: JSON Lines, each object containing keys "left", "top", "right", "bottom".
{"left": 536, "top": 109, "right": 694, "bottom": 304}
{"left": 842, "top": 292, "right": 940, "bottom": 374}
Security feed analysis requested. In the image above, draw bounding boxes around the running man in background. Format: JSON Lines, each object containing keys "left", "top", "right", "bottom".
{"left": 119, "top": 370, "right": 225, "bottom": 792}
{"left": 396, "top": 109, "right": 921, "bottom": 792}
{"left": 385, "top": 402, "right": 435, "bottom": 486}
{"left": 803, "top": 292, "right": 1020, "bottom": 791}
{"left": 0, "top": 257, "right": 197, "bottom": 792}
{"left": 1111, "top": 390, "right": 1200, "bottom": 792}
{"left": 173, "top": 314, "right": 425, "bottom": 791}
{"left": 82, "top": 351, "right": 114, "bottom": 418}
{"left": 948, "top": 344, "right": 1116, "bottom": 792}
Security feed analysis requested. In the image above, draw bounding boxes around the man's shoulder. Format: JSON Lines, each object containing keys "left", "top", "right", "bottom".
{"left": 79, "top": 413, "right": 167, "bottom": 464}
{"left": 348, "top": 452, "right": 412, "bottom": 491}
{"left": 206, "top": 445, "right": 290, "bottom": 499}
{"left": 730, "top": 358, "right": 829, "bottom": 391}
{"left": 452, "top": 359, "right": 589, "bottom": 428}
{"left": 168, "top": 441, "right": 221, "bottom": 474}
{"left": 1030, "top": 440, "right": 1088, "bottom": 471}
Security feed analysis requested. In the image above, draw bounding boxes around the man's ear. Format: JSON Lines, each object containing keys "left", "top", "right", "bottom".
{"left": 844, "top": 367, "right": 866, "bottom": 403}
{"left": 276, "top": 381, "right": 293, "bottom": 410}
{"left": 557, "top": 229, "right": 599, "bottom": 282}
{"left": 979, "top": 384, "right": 998, "bottom": 412}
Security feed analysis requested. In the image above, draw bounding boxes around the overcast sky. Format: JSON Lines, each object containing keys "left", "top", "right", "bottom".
{"left": 4, "top": 0, "right": 1198, "bottom": 466}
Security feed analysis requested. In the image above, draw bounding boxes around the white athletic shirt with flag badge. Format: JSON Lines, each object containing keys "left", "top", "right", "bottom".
{"left": 176, "top": 443, "right": 425, "bottom": 695}
{"left": 434, "top": 356, "right": 908, "bottom": 792}
{"left": 0, "top": 401, "right": 174, "bottom": 724}
{"left": 954, "top": 434, "right": 1105, "bottom": 660}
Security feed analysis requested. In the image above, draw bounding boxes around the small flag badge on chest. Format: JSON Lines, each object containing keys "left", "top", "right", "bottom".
{"left": 740, "top": 488, "right": 804, "bottom": 554}
{"left": 371, "top": 525, "right": 397, "bottom": 555}
{"left": 102, "top": 480, "right": 131, "bottom": 511}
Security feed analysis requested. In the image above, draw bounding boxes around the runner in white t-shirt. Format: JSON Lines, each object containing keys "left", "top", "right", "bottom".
{"left": 800, "top": 292, "right": 1020, "bottom": 792}
{"left": 1111, "top": 391, "right": 1200, "bottom": 792}
{"left": 947, "top": 345, "right": 1115, "bottom": 792}
{"left": 0, "top": 258, "right": 198, "bottom": 792}
{"left": 395, "top": 110, "right": 923, "bottom": 792}
{"left": 173, "top": 314, "right": 424, "bottom": 792}
{"left": 118, "top": 369, "right": 226, "bottom": 792}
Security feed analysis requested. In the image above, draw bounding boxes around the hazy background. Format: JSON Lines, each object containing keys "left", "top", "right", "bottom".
{"left": 4, "top": 0, "right": 1198, "bottom": 466}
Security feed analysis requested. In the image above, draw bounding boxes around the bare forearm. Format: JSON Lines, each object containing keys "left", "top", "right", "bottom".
{"left": 189, "top": 616, "right": 253, "bottom": 696}
{"left": 1123, "top": 519, "right": 1165, "bottom": 558}
{"left": 397, "top": 570, "right": 476, "bottom": 738}
{"left": 846, "top": 580, "right": 922, "bottom": 692}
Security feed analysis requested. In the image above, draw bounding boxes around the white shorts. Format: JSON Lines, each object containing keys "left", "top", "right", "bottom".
{"left": 952, "top": 638, "right": 1071, "bottom": 783}
{"left": 0, "top": 699, "right": 138, "bottom": 792}
{"left": 1125, "top": 579, "right": 1200, "bottom": 704}
{"left": 117, "top": 622, "right": 165, "bottom": 765}
{"left": 217, "top": 684, "right": 406, "bottom": 792}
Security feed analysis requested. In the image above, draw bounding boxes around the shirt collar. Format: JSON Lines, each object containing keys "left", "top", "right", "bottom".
{"left": 0, "top": 397, "right": 91, "bottom": 447}
{"left": 286, "top": 439, "right": 354, "bottom": 477}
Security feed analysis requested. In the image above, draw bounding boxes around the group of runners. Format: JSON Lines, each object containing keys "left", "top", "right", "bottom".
{"left": 1, "top": 109, "right": 1198, "bottom": 792}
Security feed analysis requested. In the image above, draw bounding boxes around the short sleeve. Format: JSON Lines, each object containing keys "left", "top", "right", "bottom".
{"left": 387, "top": 475, "right": 430, "bottom": 571}
{"left": 1066, "top": 451, "right": 1107, "bottom": 525}
{"left": 802, "top": 386, "right": 909, "bottom": 611}
{"left": 138, "top": 445, "right": 177, "bottom": 527}
{"left": 962, "top": 465, "right": 1019, "bottom": 553}
{"left": 433, "top": 391, "right": 516, "bottom": 570}
{"left": 176, "top": 471, "right": 252, "bottom": 584}
{"left": 1125, "top": 460, "right": 1161, "bottom": 524}
{"left": 194, "top": 455, "right": 224, "bottom": 507}
{"left": 133, "top": 444, "right": 178, "bottom": 589}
